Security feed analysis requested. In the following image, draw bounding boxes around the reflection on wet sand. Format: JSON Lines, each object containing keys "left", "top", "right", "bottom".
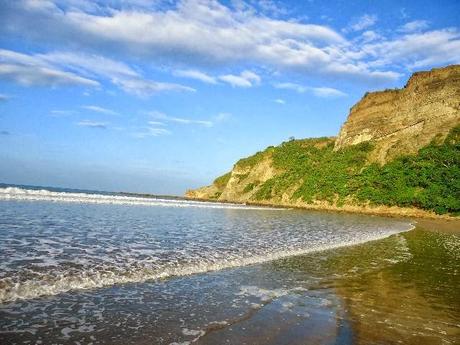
{"left": 1, "top": 227, "right": 458, "bottom": 345}
{"left": 329, "top": 228, "right": 460, "bottom": 345}
{"left": 194, "top": 228, "right": 459, "bottom": 344}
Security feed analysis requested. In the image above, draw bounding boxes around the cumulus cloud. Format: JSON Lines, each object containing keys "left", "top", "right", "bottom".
{"left": 218, "top": 70, "right": 261, "bottom": 88}
{"left": 274, "top": 98, "right": 285, "bottom": 104}
{"left": 1, "top": 0, "right": 391, "bottom": 83}
{"left": 0, "top": 1, "right": 459, "bottom": 86}
{"left": 360, "top": 29, "right": 460, "bottom": 69}
{"left": 77, "top": 120, "right": 108, "bottom": 128}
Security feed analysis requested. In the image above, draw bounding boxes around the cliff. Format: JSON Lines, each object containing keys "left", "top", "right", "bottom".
{"left": 187, "top": 65, "right": 460, "bottom": 217}
{"left": 335, "top": 65, "right": 460, "bottom": 163}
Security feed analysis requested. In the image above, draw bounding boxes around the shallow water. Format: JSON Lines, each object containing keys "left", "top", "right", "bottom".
{"left": 0, "top": 187, "right": 458, "bottom": 344}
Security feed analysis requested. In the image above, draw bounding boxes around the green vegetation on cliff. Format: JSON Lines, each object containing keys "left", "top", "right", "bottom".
{"left": 353, "top": 126, "right": 460, "bottom": 214}
{"left": 187, "top": 65, "right": 460, "bottom": 216}
{"left": 254, "top": 137, "right": 373, "bottom": 205}
{"left": 225, "top": 125, "right": 460, "bottom": 215}
{"left": 213, "top": 172, "right": 232, "bottom": 189}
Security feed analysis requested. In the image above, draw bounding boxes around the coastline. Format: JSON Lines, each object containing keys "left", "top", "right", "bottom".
{"left": 2, "top": 191, "right": 459, "bottom": 344}
{"left": 185, "top": 195, "right": 460, "bottom": 224}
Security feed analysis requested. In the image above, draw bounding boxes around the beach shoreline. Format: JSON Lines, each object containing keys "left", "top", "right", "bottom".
{"left": 185, "top": 196, "right": 460, "bottom": 224}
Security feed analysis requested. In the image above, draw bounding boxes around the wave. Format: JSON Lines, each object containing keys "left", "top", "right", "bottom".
{"left": 0, "top": 224, "right": 413, "bottom": 303}
{"left": 0, "top": 187, "right": 281, "bottom": 210}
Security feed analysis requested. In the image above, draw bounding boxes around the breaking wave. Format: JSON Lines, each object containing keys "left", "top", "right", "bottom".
{"left": 0, "top": 187, "right": 280, "bottom": 210}
{"left": 0, "top": 186, "right": 414, "bottom": 303}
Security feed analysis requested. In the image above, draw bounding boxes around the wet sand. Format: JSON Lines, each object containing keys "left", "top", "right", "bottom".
{"left": 2, "top": 219, "right": 458, "bottom": 345}
{"left": 187, "top": 196, "right": 459, "bottom": 221}
{"left": 413, "top": 217, "right": 460, "bottom": 234}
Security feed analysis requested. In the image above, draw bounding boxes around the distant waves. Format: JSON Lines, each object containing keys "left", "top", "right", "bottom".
{"left": 0, "top": 187, "right": 282, "bottom": 210}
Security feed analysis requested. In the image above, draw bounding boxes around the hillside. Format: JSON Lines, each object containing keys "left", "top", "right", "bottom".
{"left": 186, "top": 65, "right": 460, "bottom": 217}
{"left": 335, "top": 64, "right": 460, "bottom": 164}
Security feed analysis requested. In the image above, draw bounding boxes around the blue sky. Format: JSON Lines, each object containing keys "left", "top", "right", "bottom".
{"left": 0, "top": 0, "right": 459, "bottom": 195}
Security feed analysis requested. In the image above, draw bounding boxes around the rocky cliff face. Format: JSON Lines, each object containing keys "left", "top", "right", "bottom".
{"left": 186, "top": 65, "right": 460, "bottom": 217}
{"left": 187, "top": 149, "right": 279, "bottom": 202}
{"left": 334, "top": 65, "right": 460, "bottom": 163}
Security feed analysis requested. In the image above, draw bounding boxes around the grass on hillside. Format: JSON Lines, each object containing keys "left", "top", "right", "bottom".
{"left": 243, "top": 126, "right": 460, "bottom": 215}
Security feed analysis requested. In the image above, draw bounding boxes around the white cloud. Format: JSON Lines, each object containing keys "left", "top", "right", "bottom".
{"left": 346, "top": 14, "right": 378, "bottom": 32}
{"left": 360, "top": 29, "right": 460, "bottom": 69}
{"left": 274, "top": 83, "right": 346, "bottom": 97}
{"left": 311, "top": 87, "right": 347, "bottom": 98}
{"left": 273, "top": 82, "right": 307, "bottom": 93}
{"left": 0, "top": 63, "right": 99, "bottom": 87}
{"left": 133, "top": 117, "right": 174, "bottom": 138}
{"left": 148, "top": 121, "right": 166, "bottom": 126}
{"left": 82, "top": 105, "right": 119, "bottom": 115}
{"left": 5, "top": 0, "right": 395, "bottom": 83}
{"left": 219, "top": 70, "right": 261, "bottom": 87}
{"left": 398, "top": 20, "right": 429, "bottom": 33}
{"left": 359, "top": 30, "right": 381, "bottom": 43}
{"left": 173, "top": 69, "right": 217, "bottom": 84}
{"left": 174, "top": 68, "right": 261, "bottom": 88}
{"left": 114, "top": 78, "right": 195, "bottom": 96}
{"left": 149, "top": 111, "right": 213, "bottom": 127}
{"left": 39, "top": 51, "right": 139, "bottom": 79}
{"left": 77, "top": 120, "right": 108, "bottom": 128}
{"left": 146, "top": 127, "right": 171, "bottom": 136}
{"left": 0, "top": 94, "right": 11, "bottom": 101}
{"left": 50, "top": 110, "right": 77, "bottom": 117}
{"left": 146, "top": 110, "right": 229, "bottom": 129}
{"left": 0, "top": 49, "right": 100, "bottom": 87}
{"left": 0, "top": 1, "right": 459, "bottom": 86}
{"left": 274, "top": 98, "right": 285, "bottom": 104}
{"left": 0, "top": 49, "right": 194, "bottom": 96}
{"left": 134, "top": 127, "right": 172, "bottom": 138}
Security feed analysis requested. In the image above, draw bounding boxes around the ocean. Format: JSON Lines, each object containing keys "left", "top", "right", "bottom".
{"left": 0, "top": 185, "right": 458, "bottom": 344}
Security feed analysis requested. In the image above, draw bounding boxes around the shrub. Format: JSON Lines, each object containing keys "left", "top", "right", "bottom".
{"left": 250, "top": 126, "right": 460, "bottom": 215}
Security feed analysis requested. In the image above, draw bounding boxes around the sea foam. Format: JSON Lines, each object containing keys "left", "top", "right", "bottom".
{"left": 0, "top": 187, "right": 414, "bottom": 303}
{"left": 0, "top": 187, "right": 281, "bottom": 210}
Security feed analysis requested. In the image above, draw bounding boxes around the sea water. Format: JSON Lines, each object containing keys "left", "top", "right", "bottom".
{"left": 1, "top": 185, "right": 458, "bottom": 344}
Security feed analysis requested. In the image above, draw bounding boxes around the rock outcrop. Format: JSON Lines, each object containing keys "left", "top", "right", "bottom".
{"left": 334, "top": 65, "right": 460, "bottom": 163}
{"left": 186, "top": 65, "right": 460, "bottom": 217}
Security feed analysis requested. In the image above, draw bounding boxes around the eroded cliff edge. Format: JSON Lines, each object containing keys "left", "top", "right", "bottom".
{"left": 335, "top": 65, "right": 460, "bottom": 164}
{"left": 186, "top": 65, "right": 460, "bottom": 218}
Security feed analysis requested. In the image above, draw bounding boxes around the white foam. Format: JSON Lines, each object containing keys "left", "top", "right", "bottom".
{"left": 0, "top": 187, "right": 282, "bottom": 210}
{"left": 0, "top": 224, "right": 413, "bottom": 304}
{"left": 237, "top": 285, "right": 289, "bottom": 302}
